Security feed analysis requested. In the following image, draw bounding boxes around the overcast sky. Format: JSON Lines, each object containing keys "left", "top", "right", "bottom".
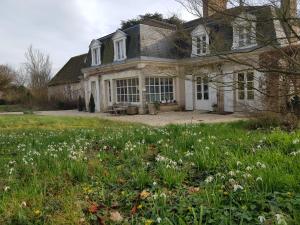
{"left": 0, "top": 0, "right": 197, "bottom": 75}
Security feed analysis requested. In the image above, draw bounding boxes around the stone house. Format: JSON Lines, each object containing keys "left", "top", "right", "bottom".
{"left": 48, "top": 54, "right": 87, "bottom": 102}
{"left": 48, "top": 0, "right": 299, "bottom": 113}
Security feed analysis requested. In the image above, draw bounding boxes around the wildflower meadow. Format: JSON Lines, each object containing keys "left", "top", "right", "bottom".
{"left": 0, "top": 115, "right": 300, "bottom": 224}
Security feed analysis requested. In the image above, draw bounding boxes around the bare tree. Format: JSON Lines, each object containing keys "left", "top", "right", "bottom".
{"left": 172, "top": 0, "right": 300, "bottom": 115}
{"left": 23, "top": 45, "right": 52, "bottom": 103}
{"left": 0, "top": 65, "right": 16, "bottom": 91}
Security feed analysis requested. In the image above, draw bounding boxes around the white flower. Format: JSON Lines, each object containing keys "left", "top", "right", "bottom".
{"left": 228, "top": 171, "right": 236, "bottom": 176}
{"left": 293, "top": 139, "right": 299, "bottom": 144}
{"left": 246, "top": 166, "right": 253, "bottom": 171}
{"left": 205, "top": 176, "right": 214, "bottom": 184}
{"left": 160, "top": 193, "right": 167, "bottom": 198}
{"left": 20, "top": 201, "right": 27, "bottom": 208}
{"left": 236, "top": 161, "right": 242, "bottom": 166}
{"left": 156, "top": 217, "right": 162, "bottom": 223}
{"left": 4, "top": 186, "right": 10, "bottom": 192}
{"left": 275, "top": 214, "right": 287, "bottom": 225}
{"left": 258, "top": 215, "right": 266, "bottom": 224}
{"left": 153, "top": 182, "right": 157, "bottom": 186}
{"left": 233, "top": 184, "right": 243, "bottom": 192}
{"left": 256, "top": 177, "right": 263, "bottom": 182}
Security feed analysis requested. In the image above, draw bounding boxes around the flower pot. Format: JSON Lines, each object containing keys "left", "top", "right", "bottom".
{"left": 126, "top": 105, "right": 138, "bottom": 115}
{"left": 148, "top": 103, "right": 157, "bottom": 115}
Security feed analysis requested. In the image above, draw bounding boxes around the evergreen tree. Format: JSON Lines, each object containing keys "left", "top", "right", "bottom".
{"left": 89, "top": 94, "right": 95, "bottom": 113}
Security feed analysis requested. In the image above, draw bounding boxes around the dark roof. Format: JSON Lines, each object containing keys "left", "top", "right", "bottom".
{"left": 86, "top": 25, "right": 141, "bottom": 67}
{"left": 175, "top": 5, "right": 278, "bottom": 58}
{"left": 48, "top": 54, "right": 87, "bottom": 86}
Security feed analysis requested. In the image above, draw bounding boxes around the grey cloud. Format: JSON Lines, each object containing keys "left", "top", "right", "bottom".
{"left": 0, "top": 0, "right": 195, "bottom": 74}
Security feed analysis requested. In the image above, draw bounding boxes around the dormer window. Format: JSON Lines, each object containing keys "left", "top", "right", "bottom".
{"left": 90, "top": 40, "right": 102, "bottom": 66}
{"left": 112, "top": 30, "right": 127, "bottom": 61}
{"left": 191, "top": 25, "right": 210, "bottom": 57}
{"left": 232, "top": 13, "right": 257, "bottom": 50}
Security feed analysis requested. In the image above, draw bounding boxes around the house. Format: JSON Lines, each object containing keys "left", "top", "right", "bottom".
{"left": 48, "top": 54, "right": 87, "bottom": 102}
{"left": 48, "top": 0, "right": 299, "bottom": 113}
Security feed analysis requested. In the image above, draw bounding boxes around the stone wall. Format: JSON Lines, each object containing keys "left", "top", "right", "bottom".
{"left": 48, "top": 82, "right": 84, "bottom": 102}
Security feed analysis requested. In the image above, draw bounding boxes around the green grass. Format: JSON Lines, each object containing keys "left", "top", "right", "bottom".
{"left": 0, "top": 115, "right": 300, "bottom": 225}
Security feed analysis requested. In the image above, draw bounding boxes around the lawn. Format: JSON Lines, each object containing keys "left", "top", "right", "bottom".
{"left": 0, "top": 115, "right": 299, "bottom": 225}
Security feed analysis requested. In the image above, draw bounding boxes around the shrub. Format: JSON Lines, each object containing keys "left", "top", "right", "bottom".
{"left": 78, "top": 96, "right": 85, "bottom": 112}
{"left": 248, "top": 112, "right": 299, "bottom": 131}
{"left": 0, "top": 99, "right": 6, "bottom": 105}
{"left": 89, "top": 94, "right": 95, "bottom": 113}
{"left": 247, "top": 112, "right": 281, "bottom": 130}
{"left": 56, "top": 100, "right": 77, "bottom": 110}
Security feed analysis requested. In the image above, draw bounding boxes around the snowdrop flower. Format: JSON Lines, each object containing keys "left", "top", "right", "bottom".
{"left": 233, "top": 184, "right": 244, "bottom": 192}
{"left": 256, "top": 177, "right": 263, "bottom": 182}
{"left": 4, "top": 186, "right": 10, "bottom": 192}
{"left": 205, "top": 176, "right": 214, "bottom": 184}
{"left": 243, "top": 173, "right": 252, "bottom": 179}
{"left": 258, "top": 215, "right": 266, "bottom": 224}
{"left": 236, "top": 161, "right": 242, "bottom": 166}
{"left": 293, "top": 138, "right": 299, "bottom": 144}
{"left": 228, "top": 171, "right": 236, "bottom": 176}
{"left": 152, "top": 181, "right": 157, "bottom": 186}
{"left": 275, "top": 214, "right": 287, "bottom": 225}
{"left": 160, "top": 193, "right": 167, "bottom": 198}
{"left": 246, "top": 166, "right": 253, "bottom": 171}
{"left": 156, "top": 217, "right": 162, "bottom": 223}
{"left": 20, "top": 201, "right": 27, "bottom": 208}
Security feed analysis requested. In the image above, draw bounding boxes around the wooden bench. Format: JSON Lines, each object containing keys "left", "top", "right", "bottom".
{"left": 107, "top": 105, "right": 128, "bottom": 115}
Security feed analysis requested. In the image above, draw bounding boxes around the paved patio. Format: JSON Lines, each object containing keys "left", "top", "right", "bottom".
{"left": 36, "top": 110, "right": 248, "bottom": 126}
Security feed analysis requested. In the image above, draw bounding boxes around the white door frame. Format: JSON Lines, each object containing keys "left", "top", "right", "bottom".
{"left": 195, "top": 74, "right": 217, "bottom": 111}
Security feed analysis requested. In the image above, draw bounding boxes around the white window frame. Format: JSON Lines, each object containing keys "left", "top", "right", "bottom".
{"left": 116, "top": 78, "right": 139, "bottom": 103}
{"left": 90, "top": 40, "right": 102, "bottom": 66}
{"left": 191, "top": 25, "right": 210, "bottom": 57}
{"left": 232, "top": 13, "right": 257, "bottom": 50}
{"left": 196, "top": 76, "right": 210, "bottom": 100}
{"left": 237, "top": 71, "right": 255, "bottom": 101}
{"left": 145, "top": 77, "right": 175, "bottom": 103}
{"left": 112, "top": 30, "right": 127, "bottom": 62}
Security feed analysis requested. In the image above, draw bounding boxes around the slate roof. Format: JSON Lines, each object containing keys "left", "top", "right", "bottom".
{"left": 177, "top": 5, "right": 279, "bottom": 58}
{"left": 50, "top": 5, "right": 297, "bottom": 86}
{"left": 48, "top": 54, "right": 87, "bottom": 86}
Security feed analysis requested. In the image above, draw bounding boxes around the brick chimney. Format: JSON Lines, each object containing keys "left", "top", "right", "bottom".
{"left": 203, "top": 0, "right": 228, "bottom": 17}
{"left": 281, "top": 0, "right": 297, "bottom": 18}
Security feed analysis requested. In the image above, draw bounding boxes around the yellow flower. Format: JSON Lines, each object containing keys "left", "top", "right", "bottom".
{"left": 34, "top": 209, "right": 41, "bottom": 216}
{"left": 137, "top": 204, "right": 143, "bottom": 209}
{"left": 145, "top": 219, "right": 154, "bottom": 225}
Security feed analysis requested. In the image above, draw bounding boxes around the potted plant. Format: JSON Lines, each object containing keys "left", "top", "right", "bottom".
{"left": 78, "top": 96, "right": 85, "bottom": 111}
{"left": 127, "top": 104, "right": 138, "bottom": 115}
{"left": 89, "top": 94, "right": 95, "bottom": 113}
{"left": 148, "top": 101, "right": 159, "bottom": 115}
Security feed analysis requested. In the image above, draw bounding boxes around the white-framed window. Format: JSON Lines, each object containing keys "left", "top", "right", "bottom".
{"left": 116, "top": 78, "right": 139, "bottom": 103}
{"left": 191, "top": 25, "right": 210, "bottom": 56}
{"left": 112, "top": 30, "right": 127, "bottom": 61}
{"left": 232, "top": 13, "right": 257, "bottom": 49}
{"left": 195, "top": 35, "right": 208, "bottom": 55}
{"left": 116, "top": 39, "right": 125, "bottom": 60}
{"left": 145, "top": 77, "right": 174, "bottom": 103}
{"left": 196, "top": 76, "right": 209, "bottom": 100}
{"left": 237, "top": 71, "right": 255, "bottom": 100}
{"left": 90, "top": 40, "right": 102, "bottom": 66}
